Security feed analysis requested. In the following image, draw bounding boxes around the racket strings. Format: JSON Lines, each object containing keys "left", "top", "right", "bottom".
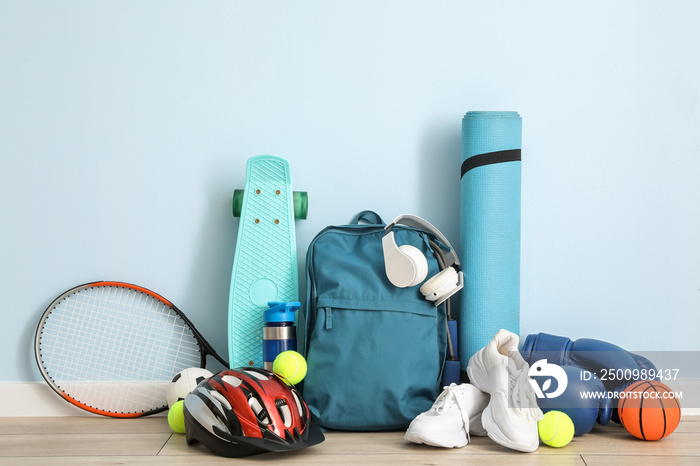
{"left": 43, "top": 291, "right": 199, "bottom": 377}
{"left": 38, "top": 285, "right": 203, "bottom": 414}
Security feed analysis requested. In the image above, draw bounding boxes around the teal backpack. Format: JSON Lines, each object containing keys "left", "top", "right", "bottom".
{"left": 300, "top": 211, "right": 452, "bottom": 431}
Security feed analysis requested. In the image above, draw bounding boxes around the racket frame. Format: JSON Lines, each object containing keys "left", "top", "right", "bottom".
{"left": 34, "top": 280, "right": 228, "bottom": 417}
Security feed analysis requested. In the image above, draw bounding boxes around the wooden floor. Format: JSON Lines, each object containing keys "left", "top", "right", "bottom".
{"left": 0, "top": 416, "right": 698, "bottom": 465}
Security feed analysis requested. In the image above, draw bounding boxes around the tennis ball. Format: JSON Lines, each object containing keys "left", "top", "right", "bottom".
{"left": 272, "top": 351, "right": 307, "bottom": 385}
{"left": 168, "top": 400, "right": 186, "bottom": 434}
{"left": 538, "top": 410, "right": 574, "bottom": 448}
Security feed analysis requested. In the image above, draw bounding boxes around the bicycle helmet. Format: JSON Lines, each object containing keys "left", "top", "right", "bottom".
{"left": 183, "top": 367, "right": 324, "bottom": 457}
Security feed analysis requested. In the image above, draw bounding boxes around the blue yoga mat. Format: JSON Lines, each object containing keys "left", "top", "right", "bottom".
{"left": 459, "top": 111, "right": 522, "bottom": 368}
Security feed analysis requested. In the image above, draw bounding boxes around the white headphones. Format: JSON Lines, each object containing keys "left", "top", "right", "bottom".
{"left": 382, "top": 214, "right": 464, "bottom": 306}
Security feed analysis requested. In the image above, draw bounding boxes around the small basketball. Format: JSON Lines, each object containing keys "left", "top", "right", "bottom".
{"left": 618, "top": 380, "right": 681, "bottom": 441}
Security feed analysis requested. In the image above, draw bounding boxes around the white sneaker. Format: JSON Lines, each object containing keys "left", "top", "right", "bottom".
{"left": 404, "top": 383, "right": 490, "bottom": 448}
{"left": 466, "top": 329, "right": 544, "bottom": 453}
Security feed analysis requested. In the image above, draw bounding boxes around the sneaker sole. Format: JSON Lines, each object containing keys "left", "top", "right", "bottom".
{"left": 404, "top": 429, "right": 468, "bottom": 449}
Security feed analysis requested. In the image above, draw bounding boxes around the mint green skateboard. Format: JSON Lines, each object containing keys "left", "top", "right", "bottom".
{"left": 228, "top": 155, "right": 306, "bottom": 368}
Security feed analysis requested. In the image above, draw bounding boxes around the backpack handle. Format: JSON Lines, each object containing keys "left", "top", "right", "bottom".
{"left": 350, "top": 210, "right": 385, "bottom": 225}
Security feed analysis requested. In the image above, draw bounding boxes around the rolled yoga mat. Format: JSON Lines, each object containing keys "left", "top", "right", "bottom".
{"left": 459, "top": 111, "right": 522, "bottom": 368}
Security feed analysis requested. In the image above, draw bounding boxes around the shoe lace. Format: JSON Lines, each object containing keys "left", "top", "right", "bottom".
{"left": 508, "top": 362, "right": 544, "bottom": 421}
{"left": 434, "top": 384, "right": 472, "bottom": 442}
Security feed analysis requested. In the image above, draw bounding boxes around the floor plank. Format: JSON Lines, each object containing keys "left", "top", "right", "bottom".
{"left": 0, "top": 416, "right": 170, "bottom": 435}
{"left": 582, "top": 455, "right": 700, "bottom": 466}
{"left": 0, "top": 416, "right": 697, "bottom": 465}
{"left": 0, "top": 454, "right": 587, "bottom": 466}
{"left": 0, "top": 432, "right": 171, "bottom": 457}
{"left": 162, "top": 432, "right": 587, "bottom": 465}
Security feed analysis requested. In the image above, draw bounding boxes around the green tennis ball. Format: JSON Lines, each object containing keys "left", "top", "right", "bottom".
{"left": 538, "top": 410, "right": 574, "bottom": 448}
{"left": 168, "top": 400, "right": 186, "bottom": 434}
{"left": 273, "top": 351, "right": 307, "bottom": 385}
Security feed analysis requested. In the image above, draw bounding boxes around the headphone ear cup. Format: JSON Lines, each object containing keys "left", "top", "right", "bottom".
{"left": 382, "top": 230, "right": 429, "bottom": 288}
{"left": 397, "top": 245, "right": 428, "bottom": 287}
{"left": 420, "top": 267, "right": 458, "bottom": 302}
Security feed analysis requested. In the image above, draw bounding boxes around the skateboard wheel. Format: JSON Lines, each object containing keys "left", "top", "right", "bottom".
{"left": 293, "top": 191, "right": 308, "bottom": 220}
{"left": 234, "top": 189, "right": 307, "bottom": 219}
{"left": 232, "top": 189, "right": 244, "bottom": 217}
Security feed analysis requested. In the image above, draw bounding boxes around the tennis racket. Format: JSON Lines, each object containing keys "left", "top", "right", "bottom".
{"left": 34, "top": 281, "right": 229, "bottom": 418}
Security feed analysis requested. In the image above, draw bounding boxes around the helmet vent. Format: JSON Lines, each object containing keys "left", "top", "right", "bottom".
{"left": 210, "top": 390, "right": 232, "bottom": 410}
{"left": 222, "top": 375, "right": 243, "bottom": 387}
{"left": 248, "top": 397, "right": 270, "bottom": 424}
{"left": 291, "top": 390, "right": 303, "bottom": 417}
{"left": 277, "top": 403, "right": 292, "bottom": 427}
{"left": 247, "top": 370, "right": 269, "bottom": 381}
{"left": 276, "top": 400, "right": 292, "bottom": 428}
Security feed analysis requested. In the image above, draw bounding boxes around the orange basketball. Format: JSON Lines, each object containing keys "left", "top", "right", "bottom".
{"left": 618, "top": 380, "right": 681, "bottom": 441}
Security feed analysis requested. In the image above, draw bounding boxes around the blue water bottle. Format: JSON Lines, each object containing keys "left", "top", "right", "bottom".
{"left": 263, "top": 302, "right": 300, "bottom": 371}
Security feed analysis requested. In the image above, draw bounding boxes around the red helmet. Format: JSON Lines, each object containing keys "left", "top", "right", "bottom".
{"left": 183, "top": 368, "right": 324, "bottom": 457}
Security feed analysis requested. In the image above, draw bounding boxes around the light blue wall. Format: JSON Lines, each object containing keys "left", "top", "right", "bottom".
{"left": 2, "top": 1, "right": 699, "bottom": 382}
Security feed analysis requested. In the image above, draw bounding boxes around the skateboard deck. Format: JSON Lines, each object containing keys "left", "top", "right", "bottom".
{"left": 228, "top": 155, "right": 300, "bottom": 368}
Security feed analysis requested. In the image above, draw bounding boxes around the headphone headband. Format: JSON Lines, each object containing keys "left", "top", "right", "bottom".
{"left": 385, "top": 215, "right": 460, "bottom": 268}
{"left": 383, "top": 214, "right": 464, "bottom": 305}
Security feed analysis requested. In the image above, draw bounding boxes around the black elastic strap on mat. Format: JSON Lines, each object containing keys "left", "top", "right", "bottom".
{"left": 460, "top": 149, "right": 521, "bottom": 179}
